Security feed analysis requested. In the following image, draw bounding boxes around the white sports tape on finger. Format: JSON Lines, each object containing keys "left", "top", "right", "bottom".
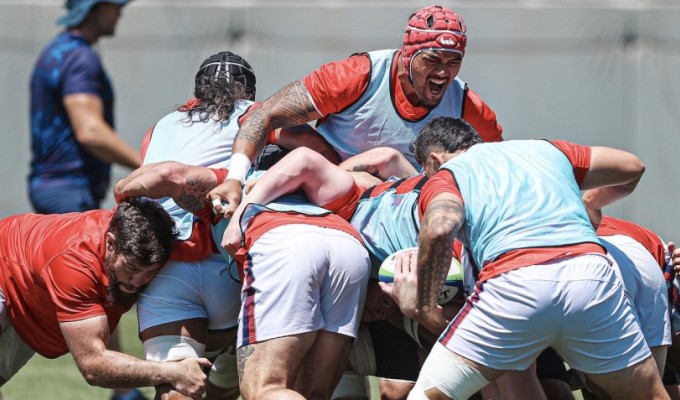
{"left": 226, "top": 153, "right": 251, "bottom": 184}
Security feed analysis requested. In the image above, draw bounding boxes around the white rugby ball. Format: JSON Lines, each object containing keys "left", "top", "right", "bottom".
{"left": 378, "top": 247, "right": 464, "bottom": 305}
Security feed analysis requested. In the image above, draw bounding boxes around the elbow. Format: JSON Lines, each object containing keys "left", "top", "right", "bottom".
{"left": 423, "top": 221, "right": 456, "bottom": 245}
{"left": 633, "top": 159, "right": 645, "bottom": 181}
{"left": 154, "top": 161, "right": 186, "bottom": 187}
{"left": 625, "top": 158, "right": 645, "bottom": 190}
{"left": 74, "top": 126, "right": 102, "bottom": 148}
{"left": 80, "top": 367, "right": 103, "bottom": 387}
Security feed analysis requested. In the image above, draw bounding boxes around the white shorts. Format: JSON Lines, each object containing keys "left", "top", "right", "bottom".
{"left": 440, "top": 254, "right": 650, "bottom": 374}
{"left": 0, "top": 287, "right": 35, "bottom": 380}
{"left": 238, "top": 224, "right": 370, "bottom": 347}
{"left": 138, "top": 253, "right": 241, "bottom": 332}
{"left": 600, "top": 235, "right": 671, "bottom": 347}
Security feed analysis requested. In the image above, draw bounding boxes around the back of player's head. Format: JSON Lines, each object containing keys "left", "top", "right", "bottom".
{"left": 109, "top": 198, "right": 178, "bottom": 267}
{"left": 401, "top": 5, "right": 467, "bottom": 78}
{"left": 195, "top": 51, "right": 256, "bottom": 99}
{"left": 411, "top": 116, "right": 481, "bottom": 165}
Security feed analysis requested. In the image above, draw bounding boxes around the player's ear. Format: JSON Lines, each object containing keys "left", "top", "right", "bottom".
{"left": 106, "top": 232, "right": 116, "bottom": 254}
{"left": 427, "top": 151, "right": 446, "bottom": 173}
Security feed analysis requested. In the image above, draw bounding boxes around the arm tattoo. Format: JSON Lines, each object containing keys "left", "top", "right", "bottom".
{"left": 236, "top": 345, "right": 255, "bottom": 384}
{"left": 267, "top": 80, "right": 317, "bottom": 128}
{"left": 234, "top": 80, "right": 316, "bottom": 156}
{"left": 174, "top": 176, "right": 214, "bottom": 213}
{"left": 352, "top": 164, "right": 380, "bottom": 178}
{"left": 418, "top": 198, "right": 464, "bottom": 313}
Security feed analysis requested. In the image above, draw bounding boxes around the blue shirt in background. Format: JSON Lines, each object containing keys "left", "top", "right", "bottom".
{"left": 29, "top": 31, "right": 113, "bottom": 212}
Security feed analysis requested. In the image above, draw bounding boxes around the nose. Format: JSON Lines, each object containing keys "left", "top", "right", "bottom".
{"left": 130, "top": 271, "right": 154, "bottom": 288}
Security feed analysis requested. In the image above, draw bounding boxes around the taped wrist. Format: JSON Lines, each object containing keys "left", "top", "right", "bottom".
{"left": 227, "top": 153, "right": 251, "bottom": 184}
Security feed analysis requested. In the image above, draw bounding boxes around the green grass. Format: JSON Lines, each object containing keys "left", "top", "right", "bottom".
{"left": 1, "top": 306, "right": 155, "bottom": 400}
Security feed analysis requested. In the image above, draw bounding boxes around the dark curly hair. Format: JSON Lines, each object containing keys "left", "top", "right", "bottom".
{"left": 410, "top": 116, "right": 482, "bottom": 166}
{"left": 109, "top": 198, "right": 178, "bottom": 267}
{"left": 179, "top": 51, "right": 256, "bottom": 123}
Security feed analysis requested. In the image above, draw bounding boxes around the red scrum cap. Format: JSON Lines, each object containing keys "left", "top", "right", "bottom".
{"left": 401, "top": 5, "right": 467, "bottom": 78}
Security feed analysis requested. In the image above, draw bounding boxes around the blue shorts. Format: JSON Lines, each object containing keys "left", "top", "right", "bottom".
{"left": 29, "top": 179, "right": 99, "bottom": 213}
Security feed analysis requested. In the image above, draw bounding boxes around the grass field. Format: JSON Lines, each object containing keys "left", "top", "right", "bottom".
{"left": 1, "top": 306, "right": 154, "bottom": 400}
{"left": 1, "top": 305, "right": 584, "bottom": 400}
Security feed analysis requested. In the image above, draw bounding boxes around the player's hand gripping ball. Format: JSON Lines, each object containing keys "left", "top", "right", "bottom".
{"left": 378, "top": 247, "right": 464, "bottom": 305}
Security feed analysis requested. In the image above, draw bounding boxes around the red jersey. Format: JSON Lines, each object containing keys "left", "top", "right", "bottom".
{"left": 303, "top": 52, "right": 503, "bottom": 142}
{"left": 0, "top": 211, "right": 126, "bottom": 358}
{"left": 598, "top": 215, "right": 668, "bottom": 274}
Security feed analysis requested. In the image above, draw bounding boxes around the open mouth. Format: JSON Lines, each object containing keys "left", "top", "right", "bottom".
{"left": 428, "top": 78, "right": 448, "bottom": 95}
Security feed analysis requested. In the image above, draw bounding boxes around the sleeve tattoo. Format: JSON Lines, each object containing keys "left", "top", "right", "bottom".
{"left": 417, "top": 197, "right": 464, "bottom": 312}
{"left": 234, "top": 80, "right": 317, "bottom": 154}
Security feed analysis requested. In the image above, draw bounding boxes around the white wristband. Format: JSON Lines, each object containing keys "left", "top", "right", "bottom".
{"left": 227, "top": 153, "right": 251, "bottom": 184}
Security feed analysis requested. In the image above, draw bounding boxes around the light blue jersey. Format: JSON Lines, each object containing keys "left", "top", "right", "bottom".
{"left": 441, "top": 140, "right": 599, "bottom": 268}
{"left": 350, "top": 175, "right": 428, "bottom": 272}
{"left": 316, "top": 50, "right": 466, "bottom": 167}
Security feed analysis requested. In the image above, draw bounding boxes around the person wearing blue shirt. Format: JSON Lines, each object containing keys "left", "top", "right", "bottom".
{"left": 29, "top": 0, "right": 140, "bottom": 214}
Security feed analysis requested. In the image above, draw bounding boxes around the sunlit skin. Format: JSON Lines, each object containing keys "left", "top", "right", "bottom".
{"left": 399, "top": 50, "right": 464, "bottom": 108}
{"left": 104, "top": 232, "right": 162, "bottom": 295}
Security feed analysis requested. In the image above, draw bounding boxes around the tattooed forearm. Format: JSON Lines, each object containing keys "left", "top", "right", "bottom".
{"left": 236, "top": 345, "right": 255, "bottom": 384}
{"left": 234, "top": 108, "right": 267, "bottom": 156}
{"left": 417, "top": 197, "right": 464, "bottom": 313}
{"left": 174, "top": 175, "right": 215, "bottom": 213}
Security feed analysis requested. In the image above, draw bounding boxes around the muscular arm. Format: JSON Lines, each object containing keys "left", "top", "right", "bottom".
{"left": 338, "top": 147, "right": 417, "bottom": 180}
{"left": 114, "top": 162, "right": 218, "bottom": 213}
{"left": 580, "top": 146, "right": 645, "bottom": 210}
{"left": 216, "top": 81, "right": 324, "bottom": 216}
{"left": 416, "top": 192, "right": 464, "bottom": 328}
{"left": 64, "top": 93, "right": 141, "bottom": 168}
{"left": 61, "top": 316, "right": 210, "bottom": 398}
{"left": 233, "top": 80, "right": 322, "bottom": 162}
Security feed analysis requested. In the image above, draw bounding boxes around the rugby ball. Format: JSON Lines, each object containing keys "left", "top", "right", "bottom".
{"left": 378, "top": 247, "right": 464, "bottom": 305}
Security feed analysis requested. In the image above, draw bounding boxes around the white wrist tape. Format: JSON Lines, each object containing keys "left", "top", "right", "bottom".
{"left": 227, "top": 153, "right": 251, "bottom": 184}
